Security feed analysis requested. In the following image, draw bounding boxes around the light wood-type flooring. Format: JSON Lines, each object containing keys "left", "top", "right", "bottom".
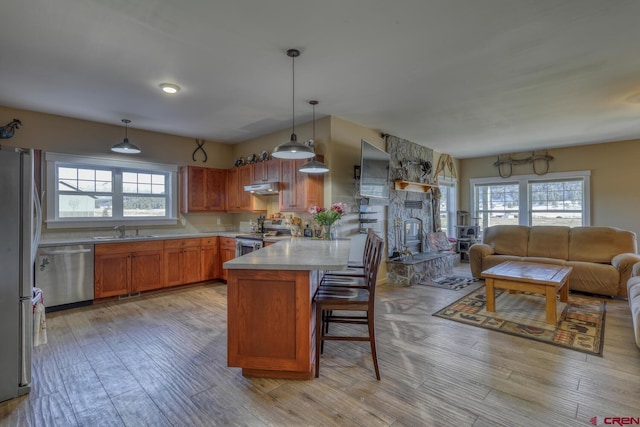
{"left": 2, "top": 263, "right": 639, "bottom": 426}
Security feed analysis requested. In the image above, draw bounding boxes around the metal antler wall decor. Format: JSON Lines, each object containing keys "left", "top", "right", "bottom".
{"left": 493, "top": 150, "right": 554, "bottom": 178}
{"left": 192, "top": 139, "right": 208, "bottom": 162}
{"left": 0, "top": 119, "right": 22, "bottom": 139}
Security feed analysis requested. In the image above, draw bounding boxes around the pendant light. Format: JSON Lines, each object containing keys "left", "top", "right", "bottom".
{"left": 111, "top": 119, "right": 141, "bottom": 154}
{"left": 299, "top": 100, "right": 329, "bottom": 174}
{"left": 271, "top": 49, "right": 315, "bottom": 160}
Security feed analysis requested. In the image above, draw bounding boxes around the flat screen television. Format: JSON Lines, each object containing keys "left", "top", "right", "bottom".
{"left": 359, "top": 139, "right": 390, "bottom": 199}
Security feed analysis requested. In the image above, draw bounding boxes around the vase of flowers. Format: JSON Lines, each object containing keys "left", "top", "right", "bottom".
{"left": 309, "top": 203, "right": 347, "bottom": 240}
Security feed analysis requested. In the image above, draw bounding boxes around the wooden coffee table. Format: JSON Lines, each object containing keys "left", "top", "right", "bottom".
{"left": 481, "top": 261, "right": 573, "bottom": 324}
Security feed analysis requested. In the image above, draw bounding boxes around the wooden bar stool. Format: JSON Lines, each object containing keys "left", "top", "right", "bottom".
{"left": 322, "top": 229, "right": 376, "bottom": 279}
{"left": 314, "top": 232, "right": 384, "bottom": 380}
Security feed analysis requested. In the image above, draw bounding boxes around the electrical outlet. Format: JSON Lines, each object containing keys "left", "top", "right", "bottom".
{"left": 180, "top": 217, "right": 186, "bottom": 226}
{"left": 216, "top": 218, "right": 221, "bottom": 225}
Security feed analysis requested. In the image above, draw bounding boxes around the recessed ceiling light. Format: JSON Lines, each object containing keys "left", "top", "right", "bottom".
{"left": 159, "top": 83, "right": 180, "bottom": 94}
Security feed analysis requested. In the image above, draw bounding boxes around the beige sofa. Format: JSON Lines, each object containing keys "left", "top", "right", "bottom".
{"left": 470, "top": 225, "right": 640, "bottom": 297}
{"left": 626, "top": 263, "right": 640, "bottom": 348}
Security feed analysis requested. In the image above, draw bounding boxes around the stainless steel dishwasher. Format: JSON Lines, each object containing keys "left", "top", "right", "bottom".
{"left": 35, "top": 244, "right": 94, "bottom": 311}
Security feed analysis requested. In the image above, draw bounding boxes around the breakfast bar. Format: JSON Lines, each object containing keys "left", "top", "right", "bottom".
{"left": 223, "top": 238, "right": 350, "bottom": 379}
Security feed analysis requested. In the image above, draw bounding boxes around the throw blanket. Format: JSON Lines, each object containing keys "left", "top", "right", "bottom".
{"left": 33, "top": 288, "right": 47, "bottom": 346}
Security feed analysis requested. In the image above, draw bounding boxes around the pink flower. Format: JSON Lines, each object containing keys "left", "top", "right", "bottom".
{"left": 330, "top": 203, "right": 347, "bottom": 215}
{"left": 308, "top": 205, "right": 325, "bottom": 215}
{"left": 309, "top": 203, "right": 348, "bottom": 226}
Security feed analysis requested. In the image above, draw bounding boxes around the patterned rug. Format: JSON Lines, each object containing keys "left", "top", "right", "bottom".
{"left": 433, "top": 287, "right": 606, "bottom": 356}
{"left": 420, "top": 276, "right": 478, "bottom": 291}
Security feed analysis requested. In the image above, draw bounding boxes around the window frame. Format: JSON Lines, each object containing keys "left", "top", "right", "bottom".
{"left": 469, "top": 170, "right": 591, "bottom": 229}
{"left": 45, "top": 152, "right": 179, "bottom": 229}
{"left": 438, "top": 176, "right": 457, "bottom": 239}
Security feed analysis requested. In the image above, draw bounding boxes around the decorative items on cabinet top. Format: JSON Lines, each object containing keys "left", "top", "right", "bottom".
{"left": 234, "top": 150, "right": 271, "bottom": 167}
{"left": 393, "top": 180, "right": 437, "bottom": 193}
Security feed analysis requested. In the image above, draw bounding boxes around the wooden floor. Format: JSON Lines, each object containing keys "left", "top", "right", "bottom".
{"left": 2, "top": 263, "right": 639, "bottom": 426}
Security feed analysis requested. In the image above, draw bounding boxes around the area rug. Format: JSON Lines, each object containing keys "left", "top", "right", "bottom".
{"left": 420, "top": 276, "right": 478, "bottom": 291}
{"left": 433, "top": 287, "right": 606, "bottom": 356}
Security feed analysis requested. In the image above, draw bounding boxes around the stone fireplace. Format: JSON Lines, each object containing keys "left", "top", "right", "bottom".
{"left": 386, "top": 135, "right": 435, "bottom": 257}
{"left": 384, "top": 135, "right": 458, "bottom": 286}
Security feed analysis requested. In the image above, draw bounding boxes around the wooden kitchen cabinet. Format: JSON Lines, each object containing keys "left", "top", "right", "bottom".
{"left": 180, "top": 166, "right": 226, "bottom": 213}
{"left": 279, "top": 158, "right": 324, "bottom": 212}
{"left": 164, "top": 239, "right": 202, "bottom": 287}
{"left": 220, "top": 237, "right": 236, "bottom": 281}
{"left": 252, "top": 159, "right": 281, "bottom": 183}
{"left": 201, "top": 236, "right": 221, "bottom": 281}
{"left": 227, "top": 165, "right": 266, "bottom": 212}
{"left": 95, "top": 241, "right": 164, "bottom": 298}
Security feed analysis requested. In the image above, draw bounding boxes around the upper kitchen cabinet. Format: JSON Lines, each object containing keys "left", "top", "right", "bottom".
{"left": 279, "top": 158, "right": 324, "bottom": 212}
{"left": 180, "top": 166, "right": 227, "bottom": 213}
{"left": 252, "top": 159, "right": 281, "bottom": 184}
{"left": 227, "top": 165, "right": 266, "bottom": 212}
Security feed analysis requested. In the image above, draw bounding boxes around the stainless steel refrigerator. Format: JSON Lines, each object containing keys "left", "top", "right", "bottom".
{"left": 0, "top": 147, "right": 37, "bottom": 403}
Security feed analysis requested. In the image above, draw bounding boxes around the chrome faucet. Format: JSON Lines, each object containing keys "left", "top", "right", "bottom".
{"left": 114, "top": 225, "right": 126, "bottom": 238}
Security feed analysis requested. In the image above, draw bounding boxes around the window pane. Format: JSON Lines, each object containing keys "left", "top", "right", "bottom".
{"left": 59, "top": 195, "right": 112, "bottom": 218}
{"left": 123, "top": 172, "right": 137, "bottom": 182}
{"left": 440, "top": 185, "right": 449, "bottom": 232}
{"left": 138, "top": 184, "right": 152, "bottom": 194}
{"left": 475, "top": 183, "right": 519, "bottom": 230}
{"left": 78, "top": 169, "right": 95, "bottom": 180}
{"left": 531, "top": 213, "right": 582, "bottom": 227}
{"left": 96, "top": 181, "right": 112, "bottom": 192}
{"left": 77, "top": 180, "right": 96, "bottom": 192}
{"left": 123, "top": 172, "right": 167, "bottom": 195}
{"left": 151, "top": 184, "right": 165, "bottom": 195}
{"left": 123, "top": 196, "right": 166, "bottom": 217}
{"left": 529, "top": 179, "right": 584, "bottom": 225}
{"left": 123, "top": 183, "right": 138, "bottom": 193}
{"left": 58, "top": 167, "right": 77, "bottom": 179}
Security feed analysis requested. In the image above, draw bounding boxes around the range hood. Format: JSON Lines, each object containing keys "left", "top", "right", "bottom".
{"left": 244, "top": 182, "right": 280, "bottom": 195}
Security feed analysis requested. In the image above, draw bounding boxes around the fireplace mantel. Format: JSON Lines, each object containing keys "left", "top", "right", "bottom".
{"left": 393, "top": 180, "right": 437, "bottom": 193}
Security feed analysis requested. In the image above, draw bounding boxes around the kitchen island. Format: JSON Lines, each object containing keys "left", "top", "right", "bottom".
{"left": 224, "top": 238, "right": 350, "bottom": 379}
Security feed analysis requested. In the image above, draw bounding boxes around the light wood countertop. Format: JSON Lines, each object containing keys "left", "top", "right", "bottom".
{"left": 224, "top": 238, "right": 350, "bottom": 271}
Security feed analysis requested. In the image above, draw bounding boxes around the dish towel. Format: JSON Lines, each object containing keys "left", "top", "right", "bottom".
{"left": 33, "top": 287, "right": 47, "bottom": 346}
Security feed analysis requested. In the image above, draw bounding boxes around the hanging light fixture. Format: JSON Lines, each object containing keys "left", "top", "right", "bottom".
{"left": 271, "top": 49, "right": 315, "bottom": 160}
{"left": 111, "top": 119, "right": 141, "bottom": 154}
{"left": 299, "top": 100, "right": 329, "bottom": 174}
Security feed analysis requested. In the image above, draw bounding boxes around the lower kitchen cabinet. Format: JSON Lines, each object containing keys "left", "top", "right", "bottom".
{"left": 164, "top": 238, "right": 202, "bottom": 287}
{"left": 201, "top": 236, "right": 220, "bottom": 281}
{"left": 95, "top": 241, "right": 164, "bottom": 298}
{"left": 220, "top": 237, "right": 236, "bottom": 281}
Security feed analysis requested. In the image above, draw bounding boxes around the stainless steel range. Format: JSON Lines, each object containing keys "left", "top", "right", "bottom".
{"left": 235, "top": 235, "right": 264, "bottom": 257}
{"left": 235, "top": 219, "right": 291, "bottom": 257}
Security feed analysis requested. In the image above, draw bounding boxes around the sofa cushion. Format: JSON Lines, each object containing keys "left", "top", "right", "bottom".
{"left": 565, "top": 261, "right": 619, "bottom": 296}
{"left": 522, "top": 257, "right": 567, "bottom": 266}
{"left": 569, "top": 227, "right": 637, "bottom": 263}
{"left": 527, "top": 226, "right": 570, "bottom": 260}
{"left": 483, "top": 225, "right": 529, "bottom": 257}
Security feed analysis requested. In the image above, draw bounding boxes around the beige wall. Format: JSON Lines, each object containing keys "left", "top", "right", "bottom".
{"left": 0, "top": 106, "right": 233, "bottom": 167}
{"left": 1, "top": 106, "right": 237, "bottom": 235}
{"left": 458, "top": 139, "right": 640, "bottom": 238}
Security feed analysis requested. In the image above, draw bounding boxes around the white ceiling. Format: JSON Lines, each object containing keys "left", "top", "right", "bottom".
{"left": 2, "top": 0, "right": 640, "bottom": 158}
